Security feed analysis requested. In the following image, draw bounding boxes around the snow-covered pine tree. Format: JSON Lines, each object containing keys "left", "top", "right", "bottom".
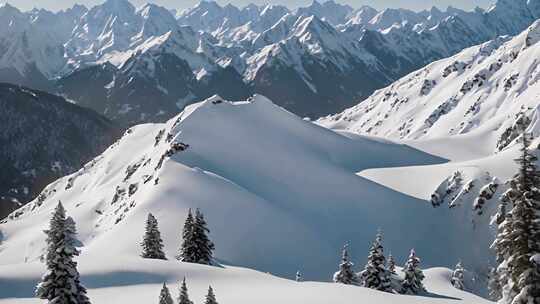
{"left": 159, "top": 283, "right": 174, "bottom": 304}
{"left": 141, "top": 213, "right": 166, "bottom": 260}
{"left": 513, "top": 254, "right": 540, "bottom": 303}
{"left": 333, "top": 244, "right": 359, "bottom": 285}
{"left": 451, "top": 261, "right": 465, "bottom": 290}
{"left": 400, "top": 249, "right": 426, "bottom": 295}
{"left": 360, "top": 232, "right": 392, "bottom": 292}
{"left": 296, "top": 270, "right": 302, "bottom": 282}
{"left": 493, "top": 130, "right": 540, "bottom": 304}
{"left": 178, "top": 209, "right": 196, "bottom": 262}
{"left": 204, "top": 286, "right": 218, "bottom": 304}
{"left": 387, "top": 253, "right": 396, "bottom": 274}
{"left": 178, "top": 277, "right": 193, "bottom": 304}
{"left": 192, "top": 209, "right": 215, "bottom": 264}
{"left": 35, "top": 202, "right": 91, "bottom": 304}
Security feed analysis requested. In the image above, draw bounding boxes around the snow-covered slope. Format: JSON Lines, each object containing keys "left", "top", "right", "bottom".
{"left": 0, "top": 94, "right": 498, "bottom": 283}
{"left": 0, "top": 256, "right": 491, "bottom": 304}
{"left": 320, "top": 20, "right": 540, "bottom": 152}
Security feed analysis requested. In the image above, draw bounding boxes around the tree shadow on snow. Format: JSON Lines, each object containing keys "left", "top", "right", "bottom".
{"left": 0, "top": 271, "right": 168, "bottom": 299}
{"left": 414, "top": 291, "right": 461, "bottom": 301}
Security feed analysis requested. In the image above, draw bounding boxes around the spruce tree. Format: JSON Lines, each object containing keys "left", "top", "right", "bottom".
{"left": 178, "top": 277, "right": 193, "bottom": 304}
{"left": 400, "top": 249, "right": 426, "bottom": 295}
{"left": 204, "top": 286, "right": 218, "bottom": 304}
{"left": 178, "top": 209, "right": 196, "bottom": 261}
{"left": 387, "top": 253, "right": 396, "bottom": 274}
{"left": 141, "top": 213, "right": 167, "bottom": 260}
{"left": 35, "top": 202, "right": 91, "bottom": 304}
{"left": 360, "top": 232, "right": 392, "bottom": 292}
{"left": 333, "top": 244, "right": 359, "bottom": 285}
{"left": 178, "top": 209, "right": 214, "bottom": 264}
{"left": 493, "top": 131, "right": 540, "bottom": 303}
{"left": 158, "top": 283, "right": 174, "bottom": 304}
{"left": 513, "top": 255, "right": 540, "bottom": 304}
{"left": 451, "top": 261, "right": 465, "bottom": 290}
{"left": 193, "top": 209, "right": 215, "bottom": 264}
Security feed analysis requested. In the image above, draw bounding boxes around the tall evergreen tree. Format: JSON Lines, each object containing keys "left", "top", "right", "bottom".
{"left": 158, "top": 283, "right": 174, "bottom": 304}
{"left": 204, "top": 286, "right": 218, "bottom": 304}
{"left": 360, "top": 232, "right": 392, "bottom": 292}
{"left": 141, "top": 213, "right": 167, "bottom": 260}
{"left": 333, "top": 244, "right": 359, "bottom": 285}
{"left": 400, "top": 249, "right": 426, "bottom": 295}
{"left": 35, "top": 202, "right": 91, "bottom": 304}
{"left": 451, "top": 261, "right": 465, "bottom": 290}
{"left": 178, "top": 277, "right": 193, "bottom": 304}
{"left": 513, "top": 255, "right": 540, "bottom": 304}
{"left": 178, "top": 209, "right": 196, "bottom": 261}
{"left": 387, "top": 253, "right": 396, "bottom": 274}
{"left": 179, "top": 209, "right": 215, "bottom": 264}
{"left": 493, "top": 131, "right": 540, "bottom": 304}
{"left": 193, "top": 209, "right": 215, "bottom": 264}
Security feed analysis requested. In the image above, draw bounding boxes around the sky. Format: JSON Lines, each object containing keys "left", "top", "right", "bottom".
{"left": 6, "top": 0, "right": 495, "bottom": 13}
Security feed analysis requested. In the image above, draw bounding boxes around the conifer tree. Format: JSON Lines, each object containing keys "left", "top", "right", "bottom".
{"left": 141, "top": 213, "right": 166, "bottom": 260}
{"left": 158, "top": 283, "right": 174, "bottom": 304}
{"left": 35, "top": 202, "right": 91, "bottom": 304}
{"left": 387, "top": 253, "right": 396, "bottom": 274}
{"left": 333, "top": 244, "right": 359, "bottom": 285}
{"left": 179, "top": 209, "right": 215, "bottom": 264}
{"left": 400, "top": 249, "right": 426, "bottom": 295}
{"left": 451, "top": 261, "right": 465, "bottom": 290}
{"left": 492, "top": 130, "right": 540, "bottom": 304}
{"left": 513, "top": 255, "right": 540, "bottom": 304}
{"left": 204, "top": 286, "right": 218, "bottom": 304}
{"left": 178, "top": 277, "right": 193, "bottom": 304}
{"left": 178, "top": 209, "right": 196, "bottom": 261}
{"left": 193, "top": 209, "right": 215, "bottom": 264}
{"left": 360, "top": 232, "right": 392, "bottom": 292}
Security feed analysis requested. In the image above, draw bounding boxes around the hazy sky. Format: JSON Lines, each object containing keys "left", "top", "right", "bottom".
{"left": 7, "top": 0, "right": 495, "bottom": 13}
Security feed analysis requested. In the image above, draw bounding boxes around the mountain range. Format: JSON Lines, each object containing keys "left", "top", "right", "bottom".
{"left": 1, "top": 0, "right": 540, "bottom": 124}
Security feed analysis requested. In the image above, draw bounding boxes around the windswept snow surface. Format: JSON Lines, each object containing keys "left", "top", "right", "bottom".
{"left": 0, "top": 95, "right": 497, "bottom": 302}
{"left": 0, "top": 257, "right": 491, "bottom": 304}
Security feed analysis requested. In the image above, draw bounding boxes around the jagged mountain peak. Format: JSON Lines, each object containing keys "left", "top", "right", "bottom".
{"left": 296, "top": 0, "right": 353, "bottom": 25}
{"left": 259, "top": 3, "right": 289, "bottom": 18}
{"left": 100, "top": 0, "right": 135, "bottom": 12}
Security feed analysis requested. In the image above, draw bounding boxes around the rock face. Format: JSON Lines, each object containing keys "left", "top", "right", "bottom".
{"left": 0, "top": 83, "right": 120, "bottom": 219}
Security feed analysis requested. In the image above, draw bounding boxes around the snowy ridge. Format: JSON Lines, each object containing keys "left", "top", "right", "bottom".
{"left": 320, "top": 20, "right": 540, "bottom": 151}
{"left": 0, "top": 94, "right": 497, "bottom": 282}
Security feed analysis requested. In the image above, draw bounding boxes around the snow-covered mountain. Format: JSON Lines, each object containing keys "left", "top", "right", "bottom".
{"left": 0, "top": 3, "right": 85, "bottom": 91}
{"left": 1, "top": 92, "right": 532, "bottom": 303}
{"left": 320, "top": 20, "right": 540, "bottom": 152}
{"left": 59, "top": 27, "right": 250, "bottom": 125}
{"left": 0, "top": 83, "right": 119, "bottom": 220}
{"left": 1, "top": 0, "right": 540, "bottom": 123}
{"left": 0, "top": 93, "right": 497, "bottom": 283}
